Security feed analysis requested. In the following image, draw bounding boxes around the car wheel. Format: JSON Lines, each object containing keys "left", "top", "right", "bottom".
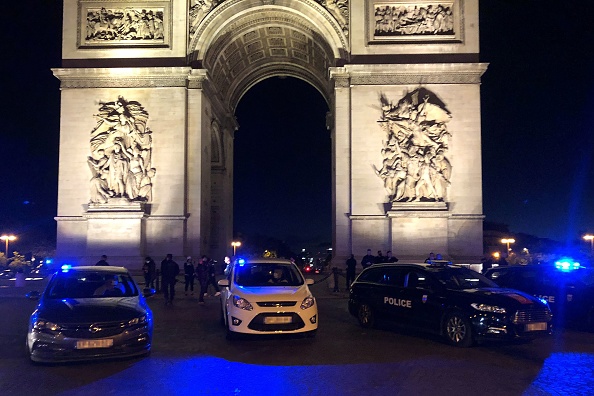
{"left": 357, "top": 303, "right": 375, "bottom": 328}
{"left": 444, "top": 311, "right": 474, "bottom": 347}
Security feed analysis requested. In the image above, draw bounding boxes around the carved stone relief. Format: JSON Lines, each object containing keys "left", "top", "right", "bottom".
{"left": 189, "top": 0, "right": 224, "bottom": 34}
{"left": 87, "top": 97, "right": 156, "bottom": 204}
{"left": 85, "top": 7, "right": 165, "bottom": 43}
{"left": 374, "top": 88, "right": 452, "bottom": 204}
{"left": 316, "top": 0, "right": 349, "bottom": 35}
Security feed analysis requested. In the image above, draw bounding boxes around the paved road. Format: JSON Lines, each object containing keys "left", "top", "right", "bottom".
{"left": 1, "top": 275, "right": 593, "bottom": 395}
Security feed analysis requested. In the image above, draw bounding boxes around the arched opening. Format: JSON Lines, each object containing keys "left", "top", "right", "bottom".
{"left": 233, "top": 77, "right": 331, "bottom": 257}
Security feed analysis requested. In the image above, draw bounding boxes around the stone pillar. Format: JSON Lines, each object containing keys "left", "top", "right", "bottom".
{"left": 329, "top": 67, "right": 352, "bottom": 263}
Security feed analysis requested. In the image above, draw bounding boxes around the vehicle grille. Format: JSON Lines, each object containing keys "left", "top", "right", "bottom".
{"left": 60, "top": 321, "right": 129, "bottom": 339}
{"left": 256, "top": 301, "right": 297, "bottom": 307}
{"left": 512, "top": 308, "right": 553, "bottom": 324}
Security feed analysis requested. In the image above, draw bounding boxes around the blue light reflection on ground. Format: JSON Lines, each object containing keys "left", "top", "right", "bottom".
{"left": 55, "top": 352, "right": 594, "bottom": 396}
{"left": 524, "top": 353, "right": 594, "bottom": 396}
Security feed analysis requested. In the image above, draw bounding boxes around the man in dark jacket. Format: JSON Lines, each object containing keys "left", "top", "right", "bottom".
{"left": 142, "top": 256, "right": 156, "bottom": 288}
{"left": 160, "top": 254, "right": 179, "bottom": 305}
{"left": 184, "top": 256, "right": 195, "bottom": 296}
{"left": 361, "top": 249, "right": 375, "bottom": 269}
{"left": 346, "top": 254, "right": 357, "bottom": 289}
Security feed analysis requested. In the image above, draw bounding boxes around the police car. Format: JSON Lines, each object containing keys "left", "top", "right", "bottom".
{"left": 484, "top": 261, "right": 594, "bottom": 331}
{"left": 348, "top": 262, "right": 553, "bottom": 347}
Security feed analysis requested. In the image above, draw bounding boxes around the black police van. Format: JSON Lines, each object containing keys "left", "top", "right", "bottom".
{"left": 348, "top": 262, "right": 553, "bottom": 347}
{"left": 484, "top": 263, "right": 594, "bottom": 331}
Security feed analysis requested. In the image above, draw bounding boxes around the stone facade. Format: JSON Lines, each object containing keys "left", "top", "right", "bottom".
{"left": 54, "top": 0, "right": 485, "bottom": 266}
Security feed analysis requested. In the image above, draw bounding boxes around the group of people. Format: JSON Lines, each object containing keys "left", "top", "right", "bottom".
{"left": 95, "top": 253, "right": 222, "bottom": 305}
{"left": 344, "top": 249, "right": 400, "bottom": 289}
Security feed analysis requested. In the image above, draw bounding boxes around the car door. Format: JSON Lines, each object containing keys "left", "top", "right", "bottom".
{"left": 374, "top": 267, "right": 410, "bottom": 324}
{"left": 399, "top": 269, "right": 445, "bottom": 332}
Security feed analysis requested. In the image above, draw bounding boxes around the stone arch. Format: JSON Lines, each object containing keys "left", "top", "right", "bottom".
{"left": 189, "top": 0, "right": 348, "bottom": 110}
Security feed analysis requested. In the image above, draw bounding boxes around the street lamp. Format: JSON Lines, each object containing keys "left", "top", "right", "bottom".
{"left": 501, "top": 238, "right": 515, "bottom": 254}
{"left": 583, "top": 234, "right": 594, "bottom": 253}
{"left": 231, "top": 241, "right": 241, "bottom": 256}
{"left": 0, "top": 235, "right": 16, "bottom": 258}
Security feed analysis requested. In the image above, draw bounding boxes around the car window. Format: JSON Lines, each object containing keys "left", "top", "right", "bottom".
{"left": 46, "top": 272, "right": 138, "bottom": 299}
{"left": 357, "top": 268, "right": 385, "bottom": 284}
{"left": 234, "top": 263, "right": 304, "bottom": 287}
{"left": 430, "top": 267, "right": 498, "bottom": 290}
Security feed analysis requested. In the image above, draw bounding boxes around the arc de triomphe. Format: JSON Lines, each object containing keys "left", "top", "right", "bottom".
{"left": 53, "top": 0, "right": 486, "bottom": 266}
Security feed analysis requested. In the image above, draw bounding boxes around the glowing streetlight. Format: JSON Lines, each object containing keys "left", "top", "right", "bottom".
{"left": 0, "top": 235, "right": 16, "bottom": 258}
{"left": 501, "top": 238, "right": 515, "bottom": 253}
{"left": 583, "top": 234, "right": 594, "bottom": 253}
{"left": 231, "top": 241, "right": 241, "bottom": 256}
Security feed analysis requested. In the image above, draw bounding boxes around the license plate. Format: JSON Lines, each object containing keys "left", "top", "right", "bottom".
{"left": 76, "top": 339, "right": 114, "bottom": 349}
{"left": 525, "top": 322, "right": 547, "bottom": 331}
{"left": 264, "top": 316, "right": 292, "bottom": 324}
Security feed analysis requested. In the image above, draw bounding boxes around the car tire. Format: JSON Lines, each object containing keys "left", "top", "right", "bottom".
{"left": 357, "top": 303, "right": 375, "bottom": 328}
{"left": 444, "top": 311, "right": 474, "bottom": 347}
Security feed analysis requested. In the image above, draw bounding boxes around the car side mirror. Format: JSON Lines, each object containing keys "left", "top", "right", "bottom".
{"left": 218, "top": 279, "right": 229, "bottom": 287}
{"left": 26, "top": 290, "right": 40, "bottom": 300}
{"left": 305, "top": 279, "right": 314, "bottom": 285}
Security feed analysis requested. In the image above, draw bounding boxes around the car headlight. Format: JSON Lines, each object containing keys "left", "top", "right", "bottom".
{"left": 471, "top": 303, "right": 506, "bottom": 314}
{"left": 128, "top": 315, "right": 148, "bottom": 326}
{"left": 33, "top": 319, "right": 61, "bottom": 332}
{"left": 300, "top": 296, "right": 315, "bottom": 310}
{"left": 232, "top": 295, "right": 253, "bottom": 311}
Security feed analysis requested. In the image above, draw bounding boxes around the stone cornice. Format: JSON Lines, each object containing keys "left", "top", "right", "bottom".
{"left": 338, "top": 63, "right": 489, "bottom": 85}
{"left": 329, "top": 66, "right": 350, "bottom": 87}
{"left": 52, "top": 67, "right": 192, "bottom": 88}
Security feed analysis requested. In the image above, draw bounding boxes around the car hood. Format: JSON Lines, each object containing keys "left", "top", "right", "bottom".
{"left": 454, "top": 287, "right": 548, "bottom": 309}
{"left": 36, "top": 297, "right": 147, "bottom": 323}
{"left": 233, "top": 284, "right": 313, "bottom": 301}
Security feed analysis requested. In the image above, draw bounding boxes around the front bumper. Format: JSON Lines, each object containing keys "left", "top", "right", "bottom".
{"left": 226, "top": 304, "right": 318, "bottom": 335}
{"left": 27, "top": 325, "right": 152, "bottom": 363}
{"left": 471, "top": 312, "right": 553, "bottom": 341}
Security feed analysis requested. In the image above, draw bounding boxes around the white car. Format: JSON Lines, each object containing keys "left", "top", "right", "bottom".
{"left": 218, "top": 258, "right": 318, "bottom": 338}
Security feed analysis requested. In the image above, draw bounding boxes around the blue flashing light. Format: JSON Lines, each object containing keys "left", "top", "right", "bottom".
{"left": 46, "top": 259, "right": 53, "bottom": 264}
{"left": 61, "top": 264, "right": 72, "bottom": 272}
{"left": 554, "top": 258, "right": 581, "bottom": 272}
{"left": 238, "top": 258, "right": 246, "bottom": 266}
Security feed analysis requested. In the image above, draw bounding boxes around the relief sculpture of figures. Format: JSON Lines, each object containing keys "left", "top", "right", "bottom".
{"left": 374, "top": 88, "right": 452, "bottom": 203}
{"left": 87, "top": 96, "right": 156, "bottom": 204}
{"left": 374, "top": 3, "right": 454, "bottom": 37}
{"left": 189, "top": 0, "right": 222, "bottom": 34}
{"left": 319, "top": 0, "right": 349, "bottom": 34}
{"left": 86, "top": 7, "right": 164, "bottom": 42}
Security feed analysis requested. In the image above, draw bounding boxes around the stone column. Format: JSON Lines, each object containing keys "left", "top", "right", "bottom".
{"left": 329, "top": 67, "right": 352, "bottom": 263}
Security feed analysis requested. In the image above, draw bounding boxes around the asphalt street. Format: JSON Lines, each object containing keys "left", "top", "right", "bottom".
{"left": 1, "top": 273, "right": 593, "bottom": 395}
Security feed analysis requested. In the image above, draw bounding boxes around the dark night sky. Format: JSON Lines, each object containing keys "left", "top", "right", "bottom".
{"left": 2, "top": 1, "right": 594, "bottom": 254}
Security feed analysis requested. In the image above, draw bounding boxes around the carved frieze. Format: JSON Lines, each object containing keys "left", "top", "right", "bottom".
{"left": 87, "top": 97, "right": 156, "bottom": 205}
{"left": 78, "top": 1, "right": 171, "bottom": 48}
{"left": 374, "top": 88, "right": 452, "bottom": 206}
{"left": 367, "top": 0, "right": 462, "bottom": 44}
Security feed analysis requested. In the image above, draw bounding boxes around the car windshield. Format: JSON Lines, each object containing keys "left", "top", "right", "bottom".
{"left": 234, "top": 263, "right": 304, "bottom": 287}
{"left": 45, "top": 271, "right": 138, "bottom": 299}
{"left": 429, "top": 267, "right": 499, "bottom": 290}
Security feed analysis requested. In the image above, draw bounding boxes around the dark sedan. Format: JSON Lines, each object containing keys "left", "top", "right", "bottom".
{"left": 349, "top": 262, "right": 553, "bottom": 347}
{"left": 27, "top": 265, "right": 154, "bottom": 363}
{"left": 484, "top": 263, "right": 594, "bottom": 331}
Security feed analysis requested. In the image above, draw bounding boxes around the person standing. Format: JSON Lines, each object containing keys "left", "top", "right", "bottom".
{"left": 184, "top": 256, "right": 196, "bottom": 296}
{"left": 142, "top": 256, "right": 156, "bottom": 288}
{"left": 385, "top": 250, "right": 399, "bottom": 263}
{"left": 95, "top": 255, "right": 109, "bottom": 266}
{"left": 346, "top": 254, "right": 357, "bottom": 289}
{"left": 160, "top": 254, "right": 180, "bottom": 305}
{"left": 195, "top": 256, "right": 209, "bottom": 305}
{"left": 205, "top": 256, "right": 221, "bottom": 297}
{"left": 361, "top": 249, "right": 375, "bottom": 269}
{"left": 375, "top": 250, "right": 385, "bottom": 264}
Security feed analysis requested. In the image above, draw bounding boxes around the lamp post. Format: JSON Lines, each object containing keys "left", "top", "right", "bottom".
{"left": 231, "top": 241, "right": 241, "bottom": 256}
{"left": 501, "top": 238, "right": 515, "bottom": 254}
{"left": 583, "top": 234, "right": 594, "bottom": 254}
{"left": 0, "top": 235, "right": 16, "bottom": 258}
